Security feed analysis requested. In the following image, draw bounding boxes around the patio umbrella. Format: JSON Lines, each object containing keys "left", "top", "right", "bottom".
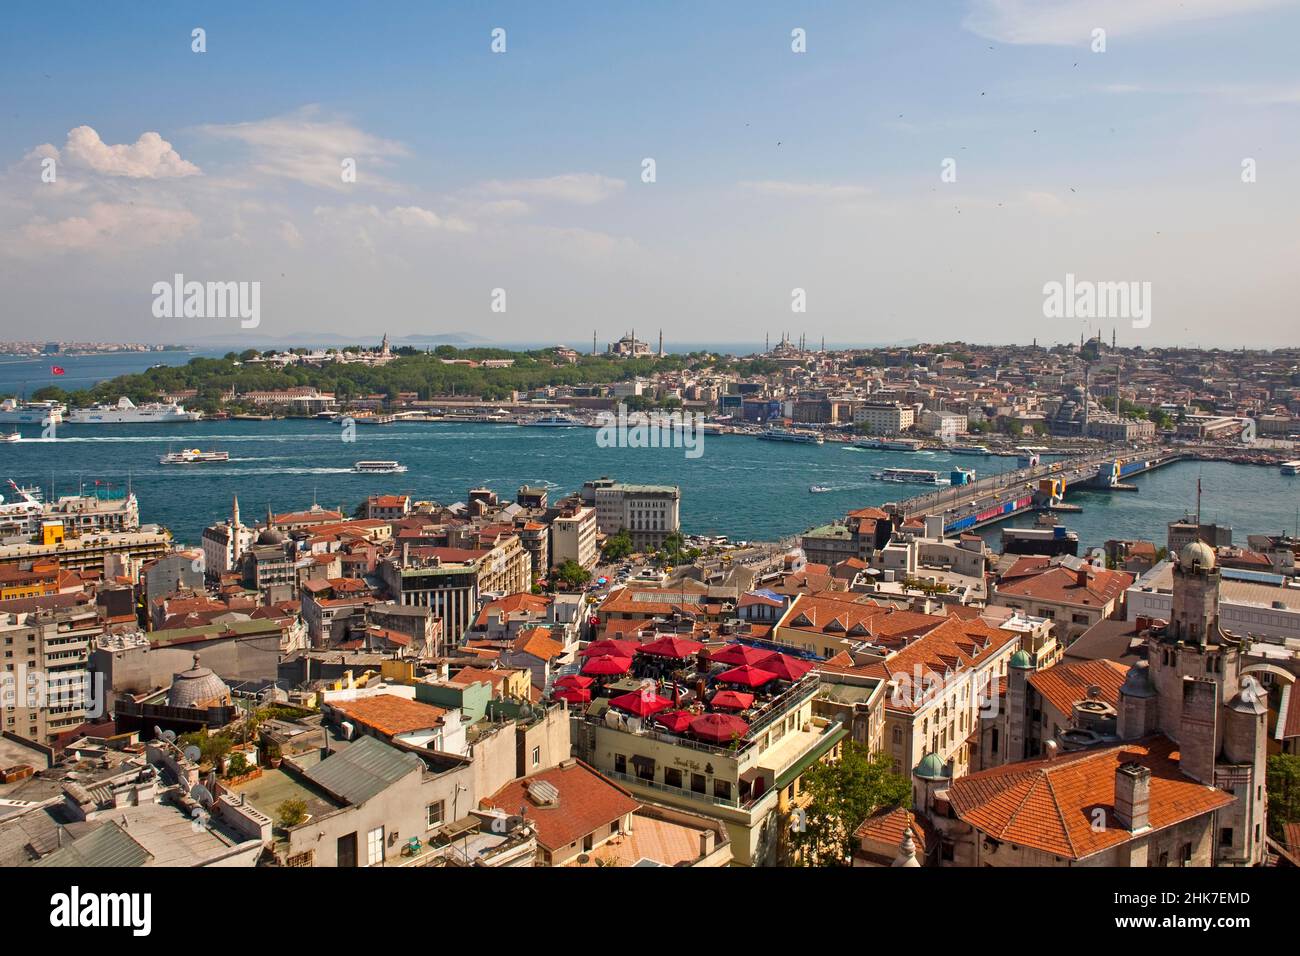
{"left": 554, "top": 674, "right": 594, "bottom": 690}
{"left": 710, "top": 690, "right": 754, "bottom": 711}
{"left": 716, "top": 664, "right": 779, "bottom": 688}
{"left": 609, "top": 690, "right": 673, "bottom": 718}
{"left": 638, "top": 635, "right": 705, "bottom": 659}
{"left": 654, "top": 710, "right": 695, "bottom": 733}
{"left": 689, "top": 712, "right": 750, "bottom": 745}
{"left": 707, "top": 644, "right": 773, "bottom": 667}
{"left": 553, "top": 687, "right": 592, "bottom": 704}
{"left": 581, "top": 654, "right": 633, "bottom": 676}
{"left": 758, "top": 653, "right": 813, "bottom": 682}
{"left": 580, "top": 639, "right": 638, "bottom": 658}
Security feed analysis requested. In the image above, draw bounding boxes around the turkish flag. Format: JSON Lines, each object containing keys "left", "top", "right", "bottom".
{"left": 51, "top": 366, "right": 66, "bottom": 375}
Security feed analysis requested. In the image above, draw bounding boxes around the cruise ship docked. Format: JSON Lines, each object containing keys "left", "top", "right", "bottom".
{"left": 0, "top": 398, "right": 65, "bottom": 424}
{"left": 758, "top": 427, "right": 824, "bottom": 444}
{"left": 67, "top": 396, "right": 202, "bottom": 424}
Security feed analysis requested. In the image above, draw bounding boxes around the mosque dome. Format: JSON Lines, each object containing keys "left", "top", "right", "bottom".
{"left": 1009, "top": 649, "right": 1033, "bottom": 669}
{"left": 915, "top": 753, "right": 950, "bottom": 780}
{"left": 169, "top": 655, "right": 231, "bottom": 709}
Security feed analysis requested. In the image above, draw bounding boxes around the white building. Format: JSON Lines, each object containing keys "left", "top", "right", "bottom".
{"left": 593, "top": 483, "right": 681, "bottom": 551}
{"left": 854, "top": 402, "right": 915, "bottom": 435}
{"left": 550, "top": 506, "right": 598, "bottom": 570}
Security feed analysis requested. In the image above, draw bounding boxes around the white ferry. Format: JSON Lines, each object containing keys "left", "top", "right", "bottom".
{"left": 948, "top": 444, "right": 990, "bottom": 455}
{"left": 67, "top": 396, "right": 202, "bottom": 424}
{"left": 159, "top": 448, "right": 230, "bottom": 465}
{"left": 522, "top": 414, "right": 582, "bottom": 427}
{"left": 354, "top": 460, "right": 407, "bottom": 474}
{"left": 1, "top": 432, "right": 21, "bottom": 443}
{"left": 855, "top": 437, "right": 923, "bottom": 451}
{"left": 759, "top": 427, "right": 824, "bottom": 444}
{"left": 871, "top": 467, "right": 949, "bottom": 486}
{"left": 1282, "top": 460, "right": 1300, "bottom": 476}
{"left": 0, "top": 398, "right": 64, "bottom": 424}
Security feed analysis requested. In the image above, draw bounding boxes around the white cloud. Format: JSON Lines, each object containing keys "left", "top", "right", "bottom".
{"left": 20, "top": 201, "right": 198, "bottom": 250}
{"left": 964, "top": 0, "right": 1296, "bottom": 45}
{"left": 46, "top": 126, "right": 201, "bottom": 178}
{"left": 739, "top": 180, "right": 873, "bottom": 202}
{"left": 196, "top": 106, "right": 408, "bottom": 191}
{"left": 475, "top": 173, "right": 625, "bottom": 205}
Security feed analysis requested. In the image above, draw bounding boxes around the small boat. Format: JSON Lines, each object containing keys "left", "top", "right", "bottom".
{"left": 354, "top": 460, "right": 407, "bottom": 474}
{"left": 159, "top": 448, "right": 229, "bottom": 464}
{"left": 1282, "top": 460, "right": 1300, "bottom": 476}
{"left": 0, "top": 432, "right": 21, "bottom": 443}
{"left": 809, "top": 484, "right": 833, "bottom": 493}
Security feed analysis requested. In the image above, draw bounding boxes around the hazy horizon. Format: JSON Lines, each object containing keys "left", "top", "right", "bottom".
{"left": 3, "top": 2, "right": 1299, "bottom": 349}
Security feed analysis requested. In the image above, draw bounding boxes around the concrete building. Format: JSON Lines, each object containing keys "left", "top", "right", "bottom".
{"left": 593, "top": 483, "right": 681, "bottom": 552}
{"left": 853, "top": 402, "right": 915, "bottom": 435}
{"left": 550, "top": 505, "right": 598, "bottom": 571}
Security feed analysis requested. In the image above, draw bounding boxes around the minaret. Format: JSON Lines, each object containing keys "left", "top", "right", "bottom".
{"left": 658, "top": 330, "right": 664, "bottom": 357}
{"left": 592, "top": 331, "right": 597, "bottom": 356}
{"left": 765, "top": 332, "right": 770, "bottom": 352}
{"left": 231, "top": 495, "right": 243, "bottom": 564}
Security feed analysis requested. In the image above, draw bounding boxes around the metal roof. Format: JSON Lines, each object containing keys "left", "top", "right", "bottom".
{"left": 305, "top": 735, "right": 422, "bottom": 806}
{"left": 32, "top": 821, "right": 152, "bottom": 868}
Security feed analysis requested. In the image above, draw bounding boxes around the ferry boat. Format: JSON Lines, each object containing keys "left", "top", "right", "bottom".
{"left": 1, "top": 432, "right": 20, "bottom": 443}
{"left": 159, "top": 448, "right": 230, "bottom": 465}
{"left": 855, "top": 437, "right": 923, "bottom": 452}
{"left": 759, "top": 427, "right": 824, "bottom": 444}
{"left": 948, "top": 444, "right": 990, "bottom": 455}
{"left": 354, "top": 460, "right": 407, "bottom": 474}
{"left": 522, "top": 414, "right": 582, "bottom": 427}
{"left": 67, "top": 396, "right": 202, "bottom": 424}
{"left": 871, "top": 467, "right": 949, "bottom": 486}
{"left": 1282, "top": 460, "right": 1300, "bottom": 476}
{"left": 0, "top": 398, "right": 64, "bottom": 424}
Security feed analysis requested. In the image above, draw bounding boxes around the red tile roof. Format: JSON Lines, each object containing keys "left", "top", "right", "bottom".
{"left": 482, "top": 761, "right": 640, "bottom": 853}
{"left": 946, "top": 736, "right": 1234, "bottom": 860}
{"left": 1026, "top": 659, "right": 1129, "bottom": 718}
{"left": 995, "top": 558, "right": 1133, "bottom": 608}
{"left": 330, "top": 694, "right": 448, "bottom": 738}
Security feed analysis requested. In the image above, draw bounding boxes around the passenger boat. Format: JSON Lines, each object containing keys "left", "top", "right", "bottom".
{"left": 759, "top": 427, "right": 824, "bottom": 444}
{"left": 159, "top": 448, "right": 230, "bottom": 464}
{"left": 871, "top": 468, "right": 948, "bottom": 485}
{"left": 354, "top": 460, "right": 407, "bottom": 474}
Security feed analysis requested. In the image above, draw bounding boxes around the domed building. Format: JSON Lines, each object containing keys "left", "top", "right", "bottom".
{"left": 168, "top": 654, "right": 232, "bottom": 710}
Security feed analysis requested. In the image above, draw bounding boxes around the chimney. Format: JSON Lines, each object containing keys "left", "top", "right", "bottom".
{"left": 1114, "top": 762, "right": 1151, "bottom": 831}
{"left": 1044, "top": 739, "right": 1058, "bottom": 761}
{"left": 1075, "top": 566, "right": 1089, "bottom": 589}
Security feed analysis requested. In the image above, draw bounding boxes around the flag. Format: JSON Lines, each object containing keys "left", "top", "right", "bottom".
{"left": 51, "top": 365, "right": 65, "bottom": 376}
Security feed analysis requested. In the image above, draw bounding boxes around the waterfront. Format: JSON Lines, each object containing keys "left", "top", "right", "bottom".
{"left": 2, "top": 419, "right": 1296, "bottom": 550}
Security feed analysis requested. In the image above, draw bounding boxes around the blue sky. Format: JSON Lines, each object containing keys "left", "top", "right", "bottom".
{"left": 2, "top": 1, "right": 1298, "bottom": 348}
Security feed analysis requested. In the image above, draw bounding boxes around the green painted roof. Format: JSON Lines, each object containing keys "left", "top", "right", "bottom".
{"left": 1009, "top": 649, "right": 1033, "bottom": 669}
{"left": 915, "top": 752, "right": 950, "bottom": 780}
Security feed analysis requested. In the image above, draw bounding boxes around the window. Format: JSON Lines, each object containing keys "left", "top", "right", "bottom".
{"left": 531, "top": 746, "right": 540, "bottom": 768}
{"left": 664, "top": 767, "right": 683, "bottom": 789}
{"left": 366, "top": 826, "right": 384, "bottom": 866}
{"left": 691, "top": 773, "right": 706, "bottom": 794}
{"left": 1180, "top": 842, "right": 1192, "bottom": 865}
{"left": 426, "top": 802, "right": 444, "bottom": 829}
{"left": 1219, "top": 828, "right": 1233, "bottom": 847}
{"left": 713, "top": 779, "right": 731, "bottom": 801}
{"left": 614, "top": 753, "right": 626, "bottom": 774}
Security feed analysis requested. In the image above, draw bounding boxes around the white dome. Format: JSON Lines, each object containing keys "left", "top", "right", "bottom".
{"left": 1179, "top": 540, "right": 1216, "bottom": 570}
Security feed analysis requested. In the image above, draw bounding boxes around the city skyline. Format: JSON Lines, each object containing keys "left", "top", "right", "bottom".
{"left": 3, "top": 2, "right": 1300, "bottom": 348}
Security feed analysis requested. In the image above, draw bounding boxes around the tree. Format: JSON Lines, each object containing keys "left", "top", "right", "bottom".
{"left": 553, "top": 560, "right": 591, "bottom": 589}
{"left": 1267, "top": 753, "right": 1300, "bottom": 839}
{"left": 663, "top": 531, "right": 685, "bottom": 563}
{"left": 226, "top": 752, "right": 250, "bottom": 778}
{"left": 792, "top": 742, "right": 910, "bottom": 866}
{"left": 602, "top": 529, "right": 633, "bottom": 561}
{"left": 277, "top": 799, "right": 308, "bottom": 829}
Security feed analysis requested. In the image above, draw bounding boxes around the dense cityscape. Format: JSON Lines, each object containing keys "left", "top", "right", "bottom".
{"left": 2, "top": 331, "right": 1298, "bottom": 877}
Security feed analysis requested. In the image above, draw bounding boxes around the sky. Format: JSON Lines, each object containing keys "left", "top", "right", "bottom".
{"left": 1, "top": 0, "right": 1298, "bottom": 350}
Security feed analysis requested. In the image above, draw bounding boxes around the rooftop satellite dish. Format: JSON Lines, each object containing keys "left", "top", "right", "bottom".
{"left": 190, "top": 783, "right": 214, "bottom": 808}
{"left": 153, "top": 725, "right": 165, "bottom": 741}
{"left": 183, "top": 745, "right": 202, "bottom": 763}
{"left": 162, "top": 729, "right": 177, "bottom": 744}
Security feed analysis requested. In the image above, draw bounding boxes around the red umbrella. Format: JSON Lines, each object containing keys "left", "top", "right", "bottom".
{"left": 581, "top": 654, "right": 633, "bottom": 676}
{"left": 654, "top": 710, "right": 695, "bottom": 733}
{"left": 553, "top": 687, "right": 592, "bottom": 704}
{"left": 637, "top": 635, "right": 705, "bottom": 659}
{"left": 689, "top": 712, "right": 749, "bottom": 745}
{"left": 716, "top": 664, "right": 779, "bottom": 688}
{"left": 758, "top": 653, "right": 813, "bottom": 681}
{"left": 609, "top": 690, "right": 673, "bottom": 718}
{"left": 580, "top": 639, "right": 638, "bottom": 658}
{"left": 708, "top": 644, "right": 773, "bottom": 667}
{"left": 554, "top": 674, "right": 594, "bottom": 690}
{"left": 710, "top": 690, "right": 754, "bottom": 711}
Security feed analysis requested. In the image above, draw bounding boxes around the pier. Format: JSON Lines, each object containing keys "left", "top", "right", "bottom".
{"left": 883, "top": 445, "right": 1189, "bottom": 534}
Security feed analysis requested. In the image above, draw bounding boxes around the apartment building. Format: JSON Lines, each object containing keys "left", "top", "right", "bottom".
{"left": 1, "top": 605, "right": 101, "bottom": 746}
{"left": 853, "top": 402, "right": 915, "bottom": 435}
{"left": 592, "top": 483, "right": 681, "bottom": 551}
{"left": 550, "top": 506, "right": 598, "bottom": 570}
